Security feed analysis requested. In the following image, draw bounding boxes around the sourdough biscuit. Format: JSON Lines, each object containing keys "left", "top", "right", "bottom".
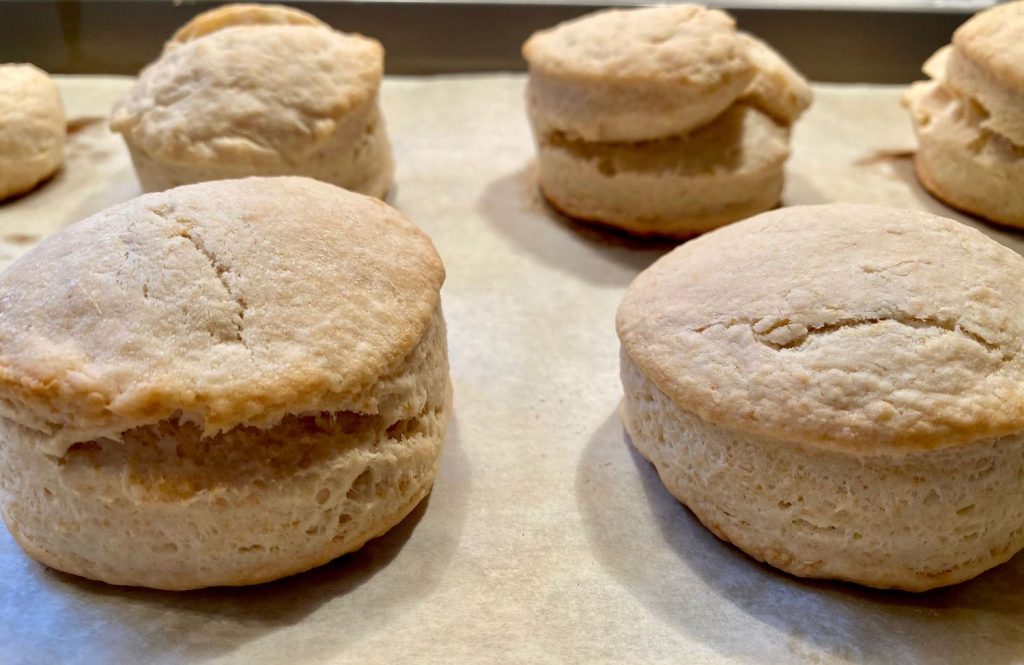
{"left": 904, "top": 1, "right": 1024, "bottom": 227}
{"left": 111, "top": 4, "right": 393, "bottom": 197}
{"left": 618, "top": 204, "right": 1024, "bottom": 590}
{"left": 0, "top": 64, "right": 65, "bottom": 200}
{"left": 524, "top": 5, "right": 810, "bottom": 238}
{"left": 0, "top": 177, "right": 450, "bottom": 590}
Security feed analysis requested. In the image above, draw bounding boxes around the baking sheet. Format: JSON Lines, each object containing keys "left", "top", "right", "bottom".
{"left": 2, "top": 75, "right": 1023, "bottom": 665}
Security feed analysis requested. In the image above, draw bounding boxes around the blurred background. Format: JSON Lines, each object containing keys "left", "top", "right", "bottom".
{"left": 0, "top": 0, "right": 1004, "bottom": 81}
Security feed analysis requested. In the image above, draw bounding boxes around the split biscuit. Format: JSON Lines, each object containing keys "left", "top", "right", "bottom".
{"left": 524, "top": 5, "right": 811, "bottom": 238}
{"left": 0, "top": 177, "right": 450, "bottom": 590}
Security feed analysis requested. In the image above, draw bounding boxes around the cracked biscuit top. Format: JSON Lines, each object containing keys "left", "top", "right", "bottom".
{"left": 617, "top": 204, "right": 1024, "bottom": 452}
{"left": 110, "top": 4, "right": 383, "bottom": 168}
{"left": 0, "top": 177, "right": 444, "bottom": 453}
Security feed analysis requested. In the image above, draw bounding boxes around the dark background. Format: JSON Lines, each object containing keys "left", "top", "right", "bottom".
{"left": 0, "top": 1, "right": 971, "bottom": 82}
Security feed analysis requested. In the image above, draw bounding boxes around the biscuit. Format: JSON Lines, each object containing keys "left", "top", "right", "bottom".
{"left": 0, "top": 177, "right": 450, "bottom": 589}
{"left": 617, "top": 204, "right": 1024, "bottom": 591}
{"left": 904, "top": 2, "right": 1024, "bottom": 227}
{"left": 0, "top": 64, "right": 65, "bottom": 200}
{"left": 111, "top": 4, "right": 393, "bottom": 197}
{"left": 523, "top": 6, "right": 811, "bottom": 238}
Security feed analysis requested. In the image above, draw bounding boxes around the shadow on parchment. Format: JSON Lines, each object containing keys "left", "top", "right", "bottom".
{"left": 12, "top": 418, "right": 470, "bottom": 664}
{"left": 577, "top": 412, "right": 1024, "bottom": 665}
{"left": 476, "top": 162, "right": 677, "bottom": 288}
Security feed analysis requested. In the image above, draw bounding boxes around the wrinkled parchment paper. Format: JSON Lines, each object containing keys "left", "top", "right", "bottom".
{"left": 2, "top": 76, "right": 1023, "bottom": 665}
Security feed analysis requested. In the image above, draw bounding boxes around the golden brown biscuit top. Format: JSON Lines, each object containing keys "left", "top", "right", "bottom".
{"left": 110, "top": 17, "right": 383, "bottom": 167}
{"left": 0, "top": 177, "right": 444, "bottom": 450}
{"left": 617, "top": 204, "right": 1024, "bottom": 452}
{"left": 522, "top": 5, "right": 746, "bottom": 85}
{"left": 166, "top": 3, "right": 325, "bottom": 48}
{"left": 953, "top": 0, "right": 1024, "bottom": 88}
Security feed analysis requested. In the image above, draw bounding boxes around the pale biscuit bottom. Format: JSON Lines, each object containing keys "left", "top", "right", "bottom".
{"left": 126, "top": 104, "right": 394, "bottom": 198}
{"left": 906, "top": 81, "right": 1024, "bottom": 228}
{"left": 535, "top": 104, "right": 789, "bottom": 238}
{"left": 621, "top": 351, "right": 1024, "bottom": 591}
{"left": 0, "top": 153, "right": 61, "bottom": 202}
{"left": 0, "top": 310, "right": 450, "bottom": 590}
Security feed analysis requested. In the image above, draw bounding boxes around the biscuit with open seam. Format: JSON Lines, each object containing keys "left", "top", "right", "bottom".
{"left": 524, "top": 5, "right": 811, "bottom": 237}
{"left": 0, "top": 177, "right": 450, "bottom": 590}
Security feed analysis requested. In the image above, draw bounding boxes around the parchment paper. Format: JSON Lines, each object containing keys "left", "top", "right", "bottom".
{"left": 1, "top": 75, "right": 1023, "bottom": 665}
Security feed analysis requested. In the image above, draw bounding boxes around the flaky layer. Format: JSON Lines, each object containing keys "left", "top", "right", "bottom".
{"left": 736, "top": 33, "right": 813, "bottom": 126}
{"left": 536, "top": 103, "right": 788, "bottom": 237}
{"left": 524, "top": 6, "right": 753, "bottom": 142}
{"left": 0, "top": 309, "right": 450, "bottom": 589}
{"left": 622, "top": 352, "right": 1024, "bottom": 591}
